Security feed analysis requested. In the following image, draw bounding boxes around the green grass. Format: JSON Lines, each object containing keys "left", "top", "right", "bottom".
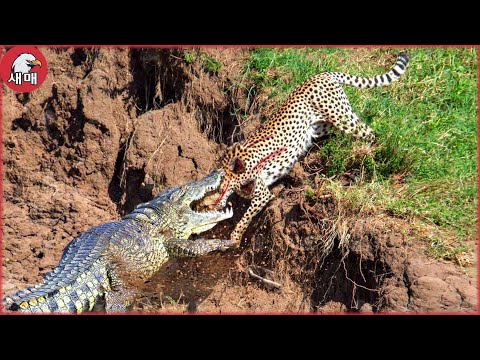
{"left": 183, "top": 50, "right": 196, "bottom": 64}
{"left": 181, "top": 50, "right": 222, "bottom": 75}
{"left": 202, "top": 56, "right": 222, "bottom": 74}
{"left": 243, "top": 48, "right": 477, "bottom": 243}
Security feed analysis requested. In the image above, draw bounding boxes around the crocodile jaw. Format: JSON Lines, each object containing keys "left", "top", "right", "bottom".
{"left": 185, "top": 170, "right": 234, "bottom": 234}
{"left": 189, "top": 206, "right": 233, "bottom": 234}
{"left": 194, "top": 179, "right": 233, "bottom": 213}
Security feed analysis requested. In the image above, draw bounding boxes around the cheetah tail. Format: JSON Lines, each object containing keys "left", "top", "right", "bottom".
{"left": 332, "top": 52, "right": 410, "bottom": 89}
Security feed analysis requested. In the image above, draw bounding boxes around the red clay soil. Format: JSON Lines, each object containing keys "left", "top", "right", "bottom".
{"left": 1, "top": 48, "right": 477, "bottom": 313}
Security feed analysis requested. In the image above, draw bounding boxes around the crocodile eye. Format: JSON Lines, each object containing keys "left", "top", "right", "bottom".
{"left": 230, "top": 157, "right": 245, "bottom": 174}
{"left": 240, "top": 179, "right": 255, "bottom": 195}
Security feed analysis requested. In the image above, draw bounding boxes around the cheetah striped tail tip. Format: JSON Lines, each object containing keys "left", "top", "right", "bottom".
{"left": 333, "top": 51, "right": 410, "bottom": 89}
{"left": 397, "top": 52, "right": 410, "bottom": 63}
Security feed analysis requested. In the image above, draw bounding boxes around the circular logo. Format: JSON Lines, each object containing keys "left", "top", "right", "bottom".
{"left": 0, "top": 46, "right": 48, "bottom": 93}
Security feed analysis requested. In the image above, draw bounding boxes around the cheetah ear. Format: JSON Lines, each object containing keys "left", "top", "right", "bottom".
{"left": 229, "top": 157, "right": 245, "bottom": 174}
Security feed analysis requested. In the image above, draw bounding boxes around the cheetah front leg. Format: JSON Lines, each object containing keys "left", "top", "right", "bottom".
{"left": 231, "top": 178, "right": 274, "bottom": 247}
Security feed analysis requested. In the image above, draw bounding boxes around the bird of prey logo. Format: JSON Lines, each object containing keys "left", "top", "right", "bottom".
{"left": 8, "top": 53, "right": 42, "bottom": 85}
{"left": 0, "top": 46, "right": 48, "bottom": 92}
{"left": 10, "top": 53, "right": 42, "bottom": 76}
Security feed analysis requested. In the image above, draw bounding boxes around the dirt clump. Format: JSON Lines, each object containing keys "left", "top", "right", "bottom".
{"left": 2, "top": 48, "right": 476, "bottom": 313}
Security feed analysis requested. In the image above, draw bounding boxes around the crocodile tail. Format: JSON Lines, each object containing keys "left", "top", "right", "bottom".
{"left": 3, "top": 223, "right": 117, "bottom": 313}
{"left": 332, "top": 52, "right": 410, "bottom": 89}
{"left": 2, "top": 264, "right": 108, "bottom": 313}
{"left": 3, "top": 286, "right": 52, "bottom": 312}
{"left": 3, "top": 281, "right": 101, "bottom": 313}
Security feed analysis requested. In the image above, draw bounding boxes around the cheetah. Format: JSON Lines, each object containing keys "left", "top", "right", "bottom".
{"left": 201, "top": 52, "right": 410, "bottom": 246}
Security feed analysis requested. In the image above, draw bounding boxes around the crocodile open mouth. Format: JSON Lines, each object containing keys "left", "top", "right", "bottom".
{"left": 191, "top": 181, "right": 233, "bottom": 219}
{"left": 189, "top": 182, "right": 233, "bottom": 235}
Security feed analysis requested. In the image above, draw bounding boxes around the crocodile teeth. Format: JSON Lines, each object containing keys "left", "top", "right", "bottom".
{"left": 205, "top": 206, "right": 233, "bottom": 218}
{"left": 224, "top": 206, "right": 233, "bottom": 217}
{"left": 204, "top": 182, "right": 220, "bottom": 195}
{"left": 212, "top": 207, "right": 233, "bottom": 217}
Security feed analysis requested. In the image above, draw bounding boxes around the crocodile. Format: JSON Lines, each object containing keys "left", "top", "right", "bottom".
{"left": 2, "top": 170, "right": 234, "bottom": 313}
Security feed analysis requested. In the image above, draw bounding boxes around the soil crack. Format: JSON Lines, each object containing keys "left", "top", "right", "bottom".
{"left": 402, "top": 269, "right": 413, "bottom": 310}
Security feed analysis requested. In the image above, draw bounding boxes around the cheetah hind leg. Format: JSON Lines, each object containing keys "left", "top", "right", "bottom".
{"left": 328, "top": 112, "right": 375, "bottom": 144}
{"left": 312, "top": 122, "right": 333, "bottom": 139}
{"left": 310, "top": 115, "right": 372, "bottom": 143}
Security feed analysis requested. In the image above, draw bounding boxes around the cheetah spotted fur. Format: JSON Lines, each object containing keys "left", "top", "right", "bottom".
{"left": 203, "top": 52, "right": 410, "bottom": 246}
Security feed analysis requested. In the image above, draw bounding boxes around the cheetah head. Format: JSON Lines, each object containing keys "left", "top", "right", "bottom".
{"left": 197, "top": 143, "right": 257, "bottom": 211}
